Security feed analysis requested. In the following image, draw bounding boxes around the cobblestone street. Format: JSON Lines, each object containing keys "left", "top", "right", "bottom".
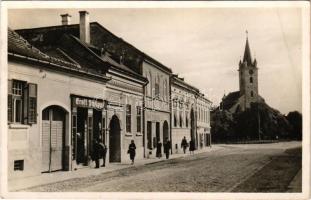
{"left": 23, "top": 142, "right": 301, "bottom": 192}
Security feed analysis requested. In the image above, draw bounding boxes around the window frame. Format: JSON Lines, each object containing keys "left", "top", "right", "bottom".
{"left": 126, "top": 104, "right": 131, "bottom": 133}
{"left": 8, "top": 79, "right": 38, "bottom": 125}
{"left": 136, "top": 106, "right": 141, "bottom": 133}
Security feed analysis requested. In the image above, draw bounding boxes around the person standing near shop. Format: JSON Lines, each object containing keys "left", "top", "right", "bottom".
{"left": 98, "top": 140, "right": 107, "bottom": 167}
{"left": 92, "top": 140, "right": 101, "bottom": 168}
{"left": 164, "top": 137, "right": 171, "bottom": 159}
{"left": 181, "top": 136, "right": 188, "bottom": 154}
{"left": 189, "top": 139, "right": 195, "bottom": 155}
{"left": 128, "top": 140, "right": 136, "bottom": 165}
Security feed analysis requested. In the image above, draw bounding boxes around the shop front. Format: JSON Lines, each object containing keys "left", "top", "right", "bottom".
{"left": 71, "top": 95, "right": 107, "bottom": 168}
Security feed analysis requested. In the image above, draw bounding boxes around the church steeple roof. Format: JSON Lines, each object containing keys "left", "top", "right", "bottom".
{"left": 243, "top": 33, "right": 253, "bottom": 65}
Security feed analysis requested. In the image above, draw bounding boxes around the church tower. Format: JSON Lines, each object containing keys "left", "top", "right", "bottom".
{"left": 238, "top": 33, "right": 258, "bottom": 110}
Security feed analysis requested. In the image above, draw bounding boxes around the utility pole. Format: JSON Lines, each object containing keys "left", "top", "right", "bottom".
{"left": 257, "top": 103, "right": 261, "bottom": 141}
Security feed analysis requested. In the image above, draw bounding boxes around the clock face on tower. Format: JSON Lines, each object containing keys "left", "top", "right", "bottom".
{"left": 249, "top": 69, "right": 253, "bottom": 75}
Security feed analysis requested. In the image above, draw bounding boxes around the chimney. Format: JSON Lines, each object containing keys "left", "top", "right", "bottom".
{"left": 79, "top": 11, "right": 90, "bottom": 44}
{"left": 60, "top": 14, "right": 71, "bottom": 25}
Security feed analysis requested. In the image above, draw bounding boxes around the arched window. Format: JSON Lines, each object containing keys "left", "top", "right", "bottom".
{"left": 250, "top": 77, "right": 253, "bottom": 83}
{"left": 251, "top": 91, "right": 254, "bottom": 97}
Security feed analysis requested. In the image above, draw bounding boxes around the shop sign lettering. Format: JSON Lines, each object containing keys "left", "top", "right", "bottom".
{"left": 74, "top": 97, "right": 105, "bottom": 109}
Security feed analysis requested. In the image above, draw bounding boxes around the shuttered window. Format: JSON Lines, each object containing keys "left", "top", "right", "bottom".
{"left": 28, "top": 83, "right": 37, "bottom": 124}
{"left": 8, "top": 79, "right": 37, "bottom": 124}
{"left": 8, "top": 80, "right": 13, "bottom": 123}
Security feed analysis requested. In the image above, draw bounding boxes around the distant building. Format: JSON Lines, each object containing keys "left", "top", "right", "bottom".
{"left": 196, "top": 93, "right": 212, "bottom": 149}
{"left": 171, "top": 75, "right": 212, "bottom": 153}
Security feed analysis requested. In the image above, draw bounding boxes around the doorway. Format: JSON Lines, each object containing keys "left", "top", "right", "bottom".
{"left": 163, "top": 121, "right": 169, "bottom": 143}
{"left": 42, "top": 105, "right": 66, "bottom": 172}
{"left": 190, "top": 108, "right": 196, "bottom": 149}
{"left": 109, "top": 115, "right": 121, "bottom": 162}
{"left": 76, "top": 107, "right": 87, "bottom": 165}
{"left": 93, "top": 109, "right": 102, "bottom": 142}
{"left": 147, "top": 121, "right": 152, "bottom": 150}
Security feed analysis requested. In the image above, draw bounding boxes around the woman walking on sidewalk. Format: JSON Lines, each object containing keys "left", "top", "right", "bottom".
{"left": 181, "top": 136, "right": 188, "bottom": 154}
{"left": 156, "top": 140, "right": 162, "bottom": 158}
{"left": 164, "top": 137, "right": 171, "bottom": 159}
{"left": 189, "top": 139, "right": 195, "bottom": 155}
{"left": 128, "top": 140, "right": 136, "bottom": 164}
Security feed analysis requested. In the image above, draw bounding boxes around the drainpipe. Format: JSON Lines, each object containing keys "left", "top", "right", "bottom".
{"left": 169, "top": 75, "right": 173, "bottom": 155}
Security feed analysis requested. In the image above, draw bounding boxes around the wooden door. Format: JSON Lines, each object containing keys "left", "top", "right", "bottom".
{"left": 41, "top": 106, "right": 65, "bottom": 172}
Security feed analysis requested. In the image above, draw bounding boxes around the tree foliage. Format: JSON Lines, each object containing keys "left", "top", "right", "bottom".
{"left": 286, "top": 111, "right": 302, "bottom": 140}
{"left": 211, "top": 102, "right": 294, "bottom": 143}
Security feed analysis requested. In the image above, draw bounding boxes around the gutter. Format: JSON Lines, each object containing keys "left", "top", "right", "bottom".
{"left": 8, "top": 52, "right": 111, "bottom": 82}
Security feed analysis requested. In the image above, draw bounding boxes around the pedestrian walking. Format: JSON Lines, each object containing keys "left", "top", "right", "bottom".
{"left": 92, "top": 140, "right": 102, "bottom": 168}
{"left": 189, "top": 139, "right": 195, "bottom": 155}
{"left": 128, "top": 140, "right": 136, "bottom": 164}
{"left": 164, "top": 137, "right": 171, "bottom": 159}
{"left": 98, "top": 140, "right": 107, "bottom": 167}
{"left": 181, "top": 136, "right": 188, "bottom": 154}
{"left": 156, "top": 140, "right": 162, "bottom": 158}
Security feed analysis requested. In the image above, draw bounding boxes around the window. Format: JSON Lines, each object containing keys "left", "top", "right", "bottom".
{"left": 136, "top": 106, "right": 141, "bottom": 133}
{"left": 173, "top": 99, "right": 177, "bottom": 107}
{"left": 155, "top": 75, "right": 160, "bottom": 99}
{"left": 146, "top": 72, "right": 152, "bottom": 96}
{"left": 126, "top": 105, "right": 131, "bottom": 133}
{"left": 186, "top": 112, "right": 189, "bottom": 127}
{"left": 179, "top": 111, "right": 183, "bottom": 127}
{"left": 251, "top": 91, "right": 254, "bottom": 97}
{"left": 174, "top": 113, "right": 177, "bottom": 127}
{"left": 250, "top": 77, "right": 253, "bottom": 83}
{"left": 14, "top": 160, "right": 24, "bottom": 171}
{"left": 163, "top": 80, "right": 167, "bottom": 101}
{"left": 8, "top": 80, "right": 37, "bottom": 124}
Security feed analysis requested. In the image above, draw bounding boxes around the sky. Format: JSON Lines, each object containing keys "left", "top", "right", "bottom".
{"left": 8, "top": 7, "right": 303, "bottom": 114}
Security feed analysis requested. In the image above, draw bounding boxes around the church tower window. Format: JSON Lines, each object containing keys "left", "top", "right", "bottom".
{"left": 251, "top": 91, "right": 254, "bottom": 97}
{"left": 250, "top": 77, "right": 253, "bottom": 83}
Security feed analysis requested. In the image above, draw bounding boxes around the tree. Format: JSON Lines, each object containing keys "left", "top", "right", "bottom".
{"left": 286, "top": 111, "right": 302, "bottom": 140}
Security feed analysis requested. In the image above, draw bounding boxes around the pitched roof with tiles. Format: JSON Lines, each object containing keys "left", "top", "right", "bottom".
{"left": 8, "top": 27, "right": 78, "bottom": 68}
{"left": 15, "top": 25, "right": 147, "bottom": 82}
{"left": 8, "top": 28, "right": 111, "bottom": 82}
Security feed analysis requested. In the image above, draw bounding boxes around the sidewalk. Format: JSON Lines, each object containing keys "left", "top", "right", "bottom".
{"left": 9, "top": 145, "right": 222, "bottom": 191}
{"left": 287, "top": 169, "right": 302, "bottom": 192}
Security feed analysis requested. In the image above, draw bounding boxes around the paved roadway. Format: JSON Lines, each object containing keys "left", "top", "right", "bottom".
{"left": 24, "top": 142, "right": 301, "bottom": 192}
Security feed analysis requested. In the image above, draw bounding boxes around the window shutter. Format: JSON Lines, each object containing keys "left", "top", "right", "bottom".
{"left": 8, "top": 80, "right": 13, "bottom": 123}
{"left": 27, "top": 83, "right": 37, "bottom": 124}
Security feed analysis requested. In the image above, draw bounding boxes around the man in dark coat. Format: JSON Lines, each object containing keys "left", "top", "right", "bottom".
{"left": 128, "top": 140, "right": 136, "bottom": 164}
{"left": 181, "top": 136, "right": 188, "bottom": 154}
{"left": 163, "top": 137, "right": 171, "bottom": 159}
{"left": 189, "top": 139, "right": 195, "bottom": 155}
{"left": 156, "top": 140, "right": 162, "bottom": 158}
{"left": 98, "top": 141, "right": 107, "bottom": 167}
{"left": 92, "top": 140, "right": 102, "bottom": 168}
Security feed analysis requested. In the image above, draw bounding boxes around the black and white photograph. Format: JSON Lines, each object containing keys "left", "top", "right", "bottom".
{"left": 0, "top": 1, "right": 309, "bottom": 199}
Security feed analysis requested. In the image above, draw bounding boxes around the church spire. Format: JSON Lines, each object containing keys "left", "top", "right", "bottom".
{"left": 243, "top": 30, "right": 253, "bottom": 65}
